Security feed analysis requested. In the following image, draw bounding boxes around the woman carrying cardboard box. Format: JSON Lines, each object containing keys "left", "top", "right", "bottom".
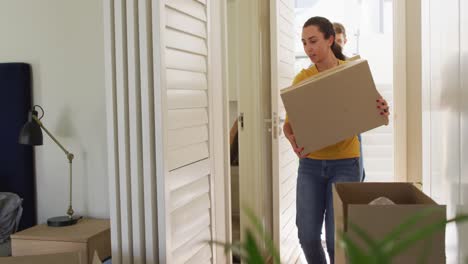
{"left": 283, "top": 16, "right": 389, "bottom": 264}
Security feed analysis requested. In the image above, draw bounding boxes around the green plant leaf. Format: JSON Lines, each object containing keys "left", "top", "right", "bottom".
{"left": 209, "top": 240, "right": 247, "bottom": 260}
{"left": 340, "top": 231, "right": 373, "bottom": 264}
{"left": 388, "top": 214, "right": 468, "bottom": 257}
{"left": 417, "top": 237, "right": 432, "bottom": 264}
{"left": 209, "top": 206, "right": 282, "bottom": 263}
{"left": 244, "top": 206, "right": 282, "bottom": 264}
{"left": 340, "top": 209, "right": 468, "bottom": 264}
{"left": 347, "top": 222, "right": 383, "bottom": 255}
{"left": 378, "top": 208, "right": 441, "bottom": 251}
{"left": 245, "top": 229, "right": 266, "bottom": 264}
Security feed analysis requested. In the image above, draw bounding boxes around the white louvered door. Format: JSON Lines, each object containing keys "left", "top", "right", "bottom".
{"left": 270, "top": 0, "right": 303, "bottom": 263}
{"left": 104, "top": 0, "right": 228, "bottom": 263}
{"left": 163, "top": 1, "right": 213, "bottom": 263}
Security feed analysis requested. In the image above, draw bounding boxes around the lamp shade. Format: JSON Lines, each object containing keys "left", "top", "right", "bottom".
{"left": 19, "top": 110, "right": 43, "bottom": 145}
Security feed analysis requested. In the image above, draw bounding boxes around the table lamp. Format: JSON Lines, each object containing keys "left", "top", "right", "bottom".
{"left": 19, "top": 105, "right": 80, "bottom": 227}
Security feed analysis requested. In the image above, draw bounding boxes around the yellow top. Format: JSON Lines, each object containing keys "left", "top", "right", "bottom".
{"left": 285, "top": 60, "right": 360, "bottom": 160}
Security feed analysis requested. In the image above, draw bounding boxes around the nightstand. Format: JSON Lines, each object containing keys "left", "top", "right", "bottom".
{"left": 10, "top": 218, "right": 110, "bottom": 264}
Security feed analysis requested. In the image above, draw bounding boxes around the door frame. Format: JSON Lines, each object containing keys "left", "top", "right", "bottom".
{"left": 208, "top": 0, "right": 232, "bottom": 263}
{"left": 220, "top": 0, "right": 424, "bottom": 262}
{"left": 393, "top": 0, "right": 408, "bottom": 183}
{"left": 393, "top": 0, "right": 423, "bottom": 184}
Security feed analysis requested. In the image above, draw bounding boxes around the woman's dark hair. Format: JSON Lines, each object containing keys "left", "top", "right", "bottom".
{"left": 303, "top": 16, "right": 346, "bottom": 61}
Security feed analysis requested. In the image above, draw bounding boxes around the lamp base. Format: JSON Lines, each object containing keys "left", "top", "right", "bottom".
{"left": 47, "top": 215, "right": 82, "bottom": 227}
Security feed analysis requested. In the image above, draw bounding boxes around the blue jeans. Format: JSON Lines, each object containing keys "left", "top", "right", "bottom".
{"left": 296, "top": 158, "right": 361, "bottom": 264}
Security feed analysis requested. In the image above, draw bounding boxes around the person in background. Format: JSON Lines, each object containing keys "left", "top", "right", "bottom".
{"left": 332, "top": 22, "right": 347, "bottom": 50}
{"left": 284, "top": 16, "right": 390, "bottom": 264}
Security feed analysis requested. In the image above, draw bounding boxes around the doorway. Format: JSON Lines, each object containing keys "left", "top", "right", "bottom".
{"left": 225, "top": 0, "right": 400, "bottom": 263}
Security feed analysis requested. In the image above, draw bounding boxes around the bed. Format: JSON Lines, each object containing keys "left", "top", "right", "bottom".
{"left": 0, "top": 63, "right": 36, "bottom": 232}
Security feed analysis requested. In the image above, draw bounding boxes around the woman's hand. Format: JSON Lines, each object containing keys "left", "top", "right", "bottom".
{"left": 284, "top": 121, "right": 308, "bottom": 158}
{"left": 376, "top": 97, "right": 390, "bottom": 125}
{"left": 286, "top": 134, "right": 309, "bottom": 158}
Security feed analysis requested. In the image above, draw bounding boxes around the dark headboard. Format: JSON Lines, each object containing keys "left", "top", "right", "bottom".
{"left": 0, "top": 63, "right": 36, "bottom": 230}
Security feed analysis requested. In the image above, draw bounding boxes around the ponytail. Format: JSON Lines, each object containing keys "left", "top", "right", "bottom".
{"left": 331, "top": 42, "right": 346, "bottom": 61}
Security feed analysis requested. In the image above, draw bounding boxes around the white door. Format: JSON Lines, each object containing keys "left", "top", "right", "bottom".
{"left": 104, "top": 0, "right": 228, "bottom": 263}
{"left": 157, "top": 1, "right": 228, "bottom": 263}
{"left": 270, "top": 0, "right": 303, "bottom": 262}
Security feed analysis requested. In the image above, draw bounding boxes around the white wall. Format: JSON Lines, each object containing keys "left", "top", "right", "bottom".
{"left": 0, "top": 0, "right": 108, "bottom": 223}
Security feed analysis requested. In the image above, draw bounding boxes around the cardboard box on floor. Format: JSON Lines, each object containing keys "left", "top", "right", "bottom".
{"left": 333, "top": 183, "right": 446, "bottom": 264}
{"left": 0, "top": 250, "right": 103, "bottom": 264}
{"left": 280, "top": 59, "right": 387, "bottom": 154}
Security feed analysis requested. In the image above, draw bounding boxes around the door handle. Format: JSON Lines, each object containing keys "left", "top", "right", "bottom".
{"left": 239, "top": 113, "right": 244, "bottom": 130}
{"left": 278, "top": 116, "right": 286, "bottom": 136}
{"left": 264, "top": 118, "right": 272, "bottom": 133}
